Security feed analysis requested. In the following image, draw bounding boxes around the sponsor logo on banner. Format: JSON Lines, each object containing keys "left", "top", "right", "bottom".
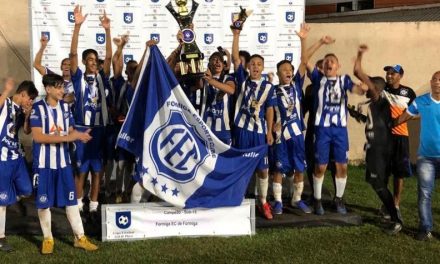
{"left": 96, "top": 33, "right": 106, "bottom": 44}
{"left": 260, "top": 0, "right": 268, "bottom": 2}
{"left": 124, "top": 12, "right": 133, "bottom": 24}
{"left": 124, "top": 54, "right": 134, "bottom": 64}
{"left": 116, "top": 211, "right": 131, "bottom": 229}
{"left": 68, "top": 11, "right": 75, "bottom": 23}
{"left": 151, "top": 0, "right": 159, "bottom": 3}
{"left": 96, "top": 0, "right": 105, "bottom": 2}
{"left": 151, "top": 111, "right": 209, "bottom": 183}
{"left": 258, "top": 33, "right": 268, "bottom": 44}
{"left": 204, "top": 33, "right": 213, "bottom": 44}
{"left": 182, "top": 29, "right": 195, "bottom": 44}
{"left": 150, "top": 33, "right": 160, "bottom": 43}
{"left": 286, "top": 11, "right": 295, "bottom": 23}
{"left": 41, "top": 31, "right": 50, "bottom": 41}
{"left": 285, "top": 53, "right": 293, "bottom": 61}
{"left": 205, "top": 0, "right": 213, "bottom": 2}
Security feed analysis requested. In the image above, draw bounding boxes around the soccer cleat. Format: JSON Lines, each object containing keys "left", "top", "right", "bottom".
{"left": 272, "top": 201, "right": 283, "bottom": 215}
{"left": 384, "top": 222, "right": 402, "bottom": 235}
{"left": 334, "top": 197, "right": 347, "bottom": 215}
{"left": 415, "top": 231, "right": 434, "bottom": 241}
{"left": 74, "top": 236, "right": 98, "bottom": 251}
{"left": 314, "top": 199, "right": 325, "bottom": 215}
{"left": 0, "top": 238, "right": 14, "bottom": 253}
{"left": 292, "top": 200, "right": 312, "bottom": 214}
{"left": 41, "top": 238, "right": 54, "bottom": 254}
{"left": 259, "top": 202, "right": 273, "bottom": 220}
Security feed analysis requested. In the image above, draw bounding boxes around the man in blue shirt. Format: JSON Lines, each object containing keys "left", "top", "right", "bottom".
{"left": 396, "top": 70, "right": 440, "bottom": 241}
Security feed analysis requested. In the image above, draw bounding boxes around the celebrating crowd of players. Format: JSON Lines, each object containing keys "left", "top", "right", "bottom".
{"left": 1, "top": 4, "right": 439, "bottom": 254}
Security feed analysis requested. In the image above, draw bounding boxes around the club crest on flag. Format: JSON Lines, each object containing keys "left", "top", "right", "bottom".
{"left": 151, "top": 110, "right": 209, "bottom": 183}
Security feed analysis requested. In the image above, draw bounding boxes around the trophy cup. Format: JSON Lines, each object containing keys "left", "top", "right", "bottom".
{"left": 230, "top": 6, "right": 253, "bottom": 30}
{"left": 166, "top": 0, "right": 205, "bottom": 77}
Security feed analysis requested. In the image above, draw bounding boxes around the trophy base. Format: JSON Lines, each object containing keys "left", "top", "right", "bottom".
{"left": 177, "top": 72, "right": 205, "bottom": 82}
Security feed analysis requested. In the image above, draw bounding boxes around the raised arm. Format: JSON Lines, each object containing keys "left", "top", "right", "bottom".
{"left": 70, "top": 5, "right": 88, "bottom": 75}
{"left": 231, "top": 28, "right": 242, "bottom": 72}
{"left": 33, "top": 36, "right": 49, "bottom": 76}
{"left": 353, "top": 44, "right": 378, "bottom": 99}
{"left": 166, "top": 30, "right": 183, "bottom": 70}
{"left": 100, "top": 10, "right": 112, "bottom": 77}
{"left": 131, "top": 40, "right": 158, "bottom": 88}
{"left": 295, "top": 23, "right": 311, "bottom": 77}
{"left": 305, "top": 35, "right": 335, "bottom": 73}
{"left": 0, "top": 78, "right": 15, "bottom": 108}
{"left": 112, "top": 34, "right": 128, "bottom": 78}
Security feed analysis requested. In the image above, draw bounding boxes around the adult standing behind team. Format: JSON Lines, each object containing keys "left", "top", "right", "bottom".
{"left": 383, "top": 64, "right": 416, "bottom": 222}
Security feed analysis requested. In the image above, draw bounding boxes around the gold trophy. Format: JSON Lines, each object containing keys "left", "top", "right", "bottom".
{"left": 166, "top": 0, "right": 205, "bottom": 77}
{"left": 230, "top": 6, "right": 253, "bottom": 30}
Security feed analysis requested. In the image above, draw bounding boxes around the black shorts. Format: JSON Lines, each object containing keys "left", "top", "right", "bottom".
{"left": 390, "top": 135, "right": 412, "bottom": 178}
{"left": 365, "top": 147, "right": 391, "bottom": 185}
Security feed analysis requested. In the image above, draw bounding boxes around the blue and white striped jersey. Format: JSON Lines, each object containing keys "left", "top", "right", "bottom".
{"left": 233, "top": 65, "right": 276, "bottom": 134}
{"left": 201, "top": 74, "right": 234, "bottom": 138}
{"left": 30, "top": 99, "right": 74, "bottom": 169}
{"left": 71, "top": 69, "right": 109, "bottom": 127}
{"left": 0, "top": 98, "right": 24, "bottom": 161}
{"left": 310, "top": 68, "right": 354, "bottom": 127}
{"left": 274, "top": 72, "right": 305, "bottom": 142}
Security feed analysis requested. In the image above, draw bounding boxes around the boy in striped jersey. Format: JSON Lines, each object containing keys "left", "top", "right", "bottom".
{"left": 231, "top": 22, "right": 276, "bottom": 220}
{"left": 0, "top": 78, "right": 37, "bottom": 252}
{"left": 272, "top": 23, "right": 312, "bottom": 215}
{"left": 201, "top": 52, "right": 236, "bottom": 145}
{"left": 310, "top": 53, "right": 368, "bottom": 215}
{"left": 69, "top": 5, "right": 112, "bottom": 214}
{"left": 30, "top": 73, "right": 97, "bottom": 254}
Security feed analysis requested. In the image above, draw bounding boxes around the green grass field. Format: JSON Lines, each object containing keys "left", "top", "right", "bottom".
{"left": 2, "top": 166, "right": 440, "bottom": 263}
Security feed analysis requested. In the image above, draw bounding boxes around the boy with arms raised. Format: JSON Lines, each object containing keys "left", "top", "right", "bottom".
{"left": 353, "top": 44, "right": 403, "bottom": 235}
{"left": 69, "top": 5, "right": 112, "bottom": 214}
{"left": 31, "top": 74, "right": 97, "bottom": 254}
{"left": 0, "top": 78, "right": 37, "bottom": 252}
{"left": 231, "top": 20, "right": 276, "bottom": 220}
{"left": 271, "top": 23, "right": 313, "bottom": 214}
{"left": 310, "top": 50, "right": 368, "bottom": 215}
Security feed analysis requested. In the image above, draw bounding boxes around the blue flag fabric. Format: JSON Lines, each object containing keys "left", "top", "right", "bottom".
{"left": 117, "top": 46, "right": 266, "bottom": 208}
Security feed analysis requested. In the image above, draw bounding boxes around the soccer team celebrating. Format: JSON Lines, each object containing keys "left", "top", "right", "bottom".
{"left": 1, "top": 4, "right": 439, "bottom": 254}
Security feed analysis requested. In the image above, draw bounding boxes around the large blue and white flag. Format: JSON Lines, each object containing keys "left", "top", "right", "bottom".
{"left": 117, "top": 46, "right": 266, "bottom": 209}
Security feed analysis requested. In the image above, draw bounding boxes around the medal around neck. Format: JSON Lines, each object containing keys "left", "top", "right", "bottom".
{"left": 166, "top": 0, "right": 205, "bottom": 78}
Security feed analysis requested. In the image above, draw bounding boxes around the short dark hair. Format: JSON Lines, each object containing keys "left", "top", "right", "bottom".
{"left": 369, "top": 76, "right": 386, "bottom": 92}
{"left": 42, "top": 73, "right": 64, "bottom": 88}
{"left": 276, "top": 60, "right": 294, "bottom": 72}
{"left": 249, "top": 54, "right": 264, "bottom": 63}
{"left": 82, "top": 49, "right": 98, "bottom": 61}
{"left": 209, "top": 52, "right": 223, "bottom": 62}
{"left": 315, "top": 59, "right": 324, "bottom": 68}
{"left": 324, "top": 53, "right": 338, "bottom": 62}
{"left": 126, "top": 60, "right": 138, "bottom": 76}
{"left": 16, "top": 80, "right": 38, "bottom": 99}
{"left": 239, "top": 50, "right": 251, "bottom": 64}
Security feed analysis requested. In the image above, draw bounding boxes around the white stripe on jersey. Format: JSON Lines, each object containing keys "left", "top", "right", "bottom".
{"left": 315, "top": 75, "right": 348, "bottom": 127}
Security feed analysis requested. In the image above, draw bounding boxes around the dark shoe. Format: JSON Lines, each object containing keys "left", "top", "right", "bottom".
{"left": 314, "top": 199, "right": 324, "bottom": 215}
{"left": 384, "top": 222, "right": 402, "bottom": 235}
{"left": 334, "top": 197, "right": 347, "bottom": 215}
{"left": 416, "top": 231, "right": 434, "bottom": 241}
{"left": 0, "top": 238, "right": 14, "bottom": 252}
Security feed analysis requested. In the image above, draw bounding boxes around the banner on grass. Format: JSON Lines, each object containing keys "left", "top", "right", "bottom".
{"left": 116, "top": 45, "right": 266, "bottom": 209}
